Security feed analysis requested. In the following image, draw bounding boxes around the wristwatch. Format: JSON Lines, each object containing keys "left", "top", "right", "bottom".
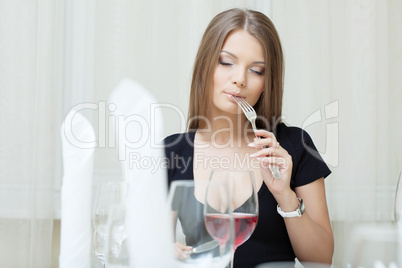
{"left": 277, "top": 198, "right": 305, "bottom": 217}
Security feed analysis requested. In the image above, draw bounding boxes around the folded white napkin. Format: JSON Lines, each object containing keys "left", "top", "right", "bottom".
{"left": 59, "top": 111, "right": 95, "bottom": 268}
{"left": 373, "top": 260, "right": 387, "bottom": 268}
{"left": 109, "top": 78, "right": 175, "bottom": 267}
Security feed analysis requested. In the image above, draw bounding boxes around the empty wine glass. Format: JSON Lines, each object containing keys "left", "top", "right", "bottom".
{"left": 92, "top": 181, "right": 127, "bottom": 268}
{"left": 105, "top": 205, "right": 129, "bottom": 267}
{"left": 346, "top": 223, "right": 399, "bottom": 268}
{"left": 394, "top": 171, "right": 402, "bottom": 225}
{"left": 255, "top": 261, "right": 331, "bottom": 268}
{"left": 167, "top": 180, "right": 234, "bottom": 268}
{"left": 209, "top": 170, "right": 259, "bottom": 268}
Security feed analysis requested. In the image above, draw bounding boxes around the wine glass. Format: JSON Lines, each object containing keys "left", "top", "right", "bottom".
{"left": 105, "top": 205, "right": 129, "bottom": 267}
{"left": 394, "top": 171, "right": 402, "bottom": 225}
{"left": 346, "top": 223, "right": 399, "bottom": 268}
{"left": 255, "top": 261, "right": 331, "bottom": 268}
{"left": 209, "top": 170, "right": 259, "bottom": 268}
{"left": 167, "top": 180, "right": 234, "bottom": 268}
{"left": 92, "top": 181, "right": 127, "bottom": 268}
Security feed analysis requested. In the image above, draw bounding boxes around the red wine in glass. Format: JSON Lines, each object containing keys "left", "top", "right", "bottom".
{"left": 204, "top": 213, "right": 231, "bottom": 244}
{"left": 205, "top": 212, "right": 258, "bottom": 248}
{"left": 205, "top": 170, "right": 258, "bottom": 268}
{"left": 233, "top": 212, "right": 258, "bottom": 248}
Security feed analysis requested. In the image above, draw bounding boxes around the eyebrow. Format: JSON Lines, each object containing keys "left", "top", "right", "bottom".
{"left": 221, "top": 50, "right": 265, "bottom": 65}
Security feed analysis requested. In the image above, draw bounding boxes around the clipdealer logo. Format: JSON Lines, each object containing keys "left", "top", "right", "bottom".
{"left": 62, "top": 101, "right": 186, "bottom": 160}
{"left": 301, "top": 100, "right": 339, "bottom": 167}
{"left": 63, "top": 100, "right": 339, "bottom": 167}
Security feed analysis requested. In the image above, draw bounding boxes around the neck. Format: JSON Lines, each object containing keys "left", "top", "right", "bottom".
{"left": 198, "top": 112, "right": 255, "bottom": 145}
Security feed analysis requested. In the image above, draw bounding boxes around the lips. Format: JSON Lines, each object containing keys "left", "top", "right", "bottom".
{"left": 223, "top": 92, "right": 244, "bottom": 98}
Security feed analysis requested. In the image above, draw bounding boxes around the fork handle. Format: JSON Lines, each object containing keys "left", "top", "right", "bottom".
{"left": 269, "top": 165, "right": 281, "bottom": 181}
{"left": 253, "top": 130, "right": 281, "bottom": 181}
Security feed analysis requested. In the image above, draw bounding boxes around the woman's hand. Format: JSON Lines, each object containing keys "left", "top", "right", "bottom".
{"left": 174, "top": 242, "right": 193, "bottom": 260}
{"left": 248, "top": 129, "right": 293, "bottom": 198}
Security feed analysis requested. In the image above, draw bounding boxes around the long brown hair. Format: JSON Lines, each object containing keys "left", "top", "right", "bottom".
{"left": 187, "top": 8, "right": 284, "bottom": 131}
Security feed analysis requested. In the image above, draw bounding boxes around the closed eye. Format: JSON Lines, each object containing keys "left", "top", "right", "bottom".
{"left": 251, "top": 69, "right": 264, "bottom": 76}
{"left": 220, "top": 61, "right": 233, "bottom": 66}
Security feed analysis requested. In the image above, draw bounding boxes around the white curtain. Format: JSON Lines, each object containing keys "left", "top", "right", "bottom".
{"left": 0, "top": 0, "right": 62, "bottom": 267}
{"left": 271, "top": 0, "right": 402, "bottom": 223}
{"left": 269, "top": 1, "right": 402, "bottom": 266}
{"left": 1, "top": 0, "right": 401, "bottom": 267}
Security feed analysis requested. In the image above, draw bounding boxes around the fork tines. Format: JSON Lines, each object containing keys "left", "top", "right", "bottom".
{"left": 232, "top": 96, "right": 253, "bottom": 112}
{"left": 231, "top": 95, "right": 281, "bottom": 181}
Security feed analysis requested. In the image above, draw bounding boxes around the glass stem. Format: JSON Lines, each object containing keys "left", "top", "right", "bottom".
{"left": 229, "top": 249, "right": 235, "bottom": 268}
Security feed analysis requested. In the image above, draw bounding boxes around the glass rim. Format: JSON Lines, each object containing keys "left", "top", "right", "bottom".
{"left": 96, "top": 180, "right": 127, "bottom": 186}
{"left": 170, "top": 180, "right": 194, "bottom": 188}
{"left": 209, "top": 169, "right": 254, "bottom": 173}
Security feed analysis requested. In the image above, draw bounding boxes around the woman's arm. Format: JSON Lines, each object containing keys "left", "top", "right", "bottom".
{"left": 250, "top": 130, "right": 334, "bottom": 264}
{"left": 171, "top": 210, "right": 193, "bottom": 260}
{"left": 279, "top": 178, "right": 334, "bottom": 264}
{"left": 171, "top": 210, "right": 178, "bottom": 239}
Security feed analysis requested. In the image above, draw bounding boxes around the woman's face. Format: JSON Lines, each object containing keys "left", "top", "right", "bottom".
{"left": 210, "top": 29, "right": 265, "bottom": 116}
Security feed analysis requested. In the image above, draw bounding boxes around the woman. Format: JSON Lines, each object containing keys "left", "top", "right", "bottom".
{"left": 164, "top": 8, "right": 334, "bottom": 267}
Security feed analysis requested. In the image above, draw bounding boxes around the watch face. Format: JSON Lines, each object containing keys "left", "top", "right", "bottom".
{"left": 299, "top": 199, "right": 305, "bottom": 215}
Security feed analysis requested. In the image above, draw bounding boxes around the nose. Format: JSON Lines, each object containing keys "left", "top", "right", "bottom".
{"left": 232, "top": 70, "right": 247, "bottom": 88}
{"left": 232, "top": 80, "right": 246, "bottom": 87}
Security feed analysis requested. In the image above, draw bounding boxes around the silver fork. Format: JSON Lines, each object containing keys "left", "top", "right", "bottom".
{"left": 232, "top": 96, "right": 281, "bottom": 181}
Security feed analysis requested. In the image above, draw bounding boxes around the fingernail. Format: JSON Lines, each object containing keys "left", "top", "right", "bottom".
{"left": 247, "top": 142, "right": 256, "bottom": 147}
{"left": 250, "top": 153, "right": 257, "bottom": 157}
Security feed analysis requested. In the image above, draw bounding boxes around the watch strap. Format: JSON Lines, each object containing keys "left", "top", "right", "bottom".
{"left": 277, "top": 198, "right": 305, "bottom": 218}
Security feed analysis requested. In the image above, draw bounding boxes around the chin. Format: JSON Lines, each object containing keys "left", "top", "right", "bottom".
{"left": 223, "top": 105, "right": 242, "bottom": 115}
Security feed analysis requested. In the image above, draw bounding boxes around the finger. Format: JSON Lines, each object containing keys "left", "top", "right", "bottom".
{"left": 253, "top": 130, "right": 279, "bottom": 148}
{"left": 175, "top": 242, "right": 192, "bottom": 251}
{"left": 177, "top": 250, "right": 190, "bottom": 260}
{"left": 253, "top": 129, "right": 276, "bottom": 139}
{"left": 259, "top": 156, "right": 288, "bottom": 169}
{"left": 247, "top": 138, "right": 274, "bottom": 148}
{"left": 249, "top": 147, "right": 282, "bottom": 158}
{"left": 174, "top": 243, "right": 192, "bottom": 260}
{"left": 181, "top": 245, "right": 193, "bottom": 251}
